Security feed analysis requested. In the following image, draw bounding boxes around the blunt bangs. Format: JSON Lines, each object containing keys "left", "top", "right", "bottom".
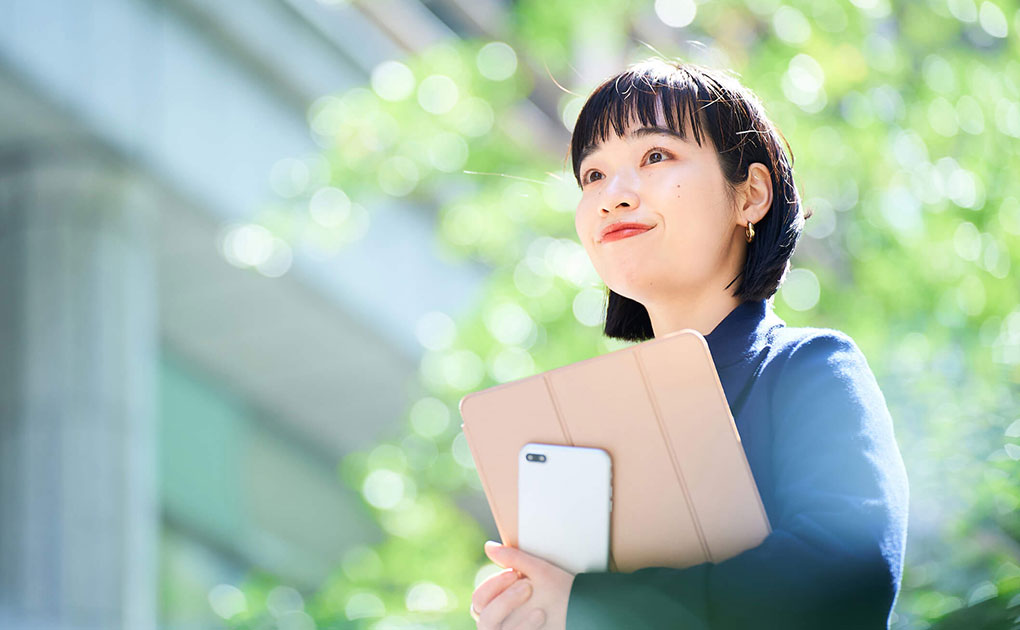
{"left": 570, "top": 68, "right": 712, "bottom": 185}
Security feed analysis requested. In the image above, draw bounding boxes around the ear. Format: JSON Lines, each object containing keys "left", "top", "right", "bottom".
{"left": 738, "top": 162, "right": 772, "bottom": 227}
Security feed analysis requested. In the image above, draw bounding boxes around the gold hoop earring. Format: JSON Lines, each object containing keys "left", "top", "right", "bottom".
{"left": 745, "top": 221, "right": 755, "bottom": 243}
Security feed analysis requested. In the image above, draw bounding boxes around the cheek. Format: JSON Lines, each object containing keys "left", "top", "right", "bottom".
{"left": 575, "top": 201, "right": 595, "bottom": 237}
{"left": 575, "top": 204, "right": 604, "bottom": 265}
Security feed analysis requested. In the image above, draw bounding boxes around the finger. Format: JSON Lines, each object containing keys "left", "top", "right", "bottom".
{"left": 477, "top": 578, "right": 533, "bottom": 629}
{"left": 504, "top": 607, "right": 546, "bottom": 630}
{"left": 471, "top": 568, "right": 520, "bottom": 616}
{"left": 484, "top": 541, "right": 553, "bottom": 578}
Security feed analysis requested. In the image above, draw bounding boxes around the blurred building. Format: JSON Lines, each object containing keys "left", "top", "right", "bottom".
{"left": 0, "top": 1, "right": 562, "bottom": 628}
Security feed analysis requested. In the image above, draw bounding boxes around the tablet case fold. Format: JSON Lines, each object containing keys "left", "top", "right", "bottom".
{"left": 459, "top": 329, "right": 771, "bottom": 574}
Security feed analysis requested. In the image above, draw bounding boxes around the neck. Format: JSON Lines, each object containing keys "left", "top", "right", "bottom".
{"left": 643, "top": 288, "right": 742, "bottom": 338}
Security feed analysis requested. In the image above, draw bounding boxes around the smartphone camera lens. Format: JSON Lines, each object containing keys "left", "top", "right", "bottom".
{"left": 526, "top": 453, "right": 547, "bottom": 463}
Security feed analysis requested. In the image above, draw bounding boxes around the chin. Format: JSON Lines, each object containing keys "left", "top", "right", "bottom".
{"left": 603, "top": 279, "right": 654, "bottom": 305}
{"left": 605, "top": 269, "right": 688, "bottom": 306}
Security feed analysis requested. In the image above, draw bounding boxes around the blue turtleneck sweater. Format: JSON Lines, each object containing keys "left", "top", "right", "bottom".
{"left": 565, "top": 298, "right": 910, "bottom": 630}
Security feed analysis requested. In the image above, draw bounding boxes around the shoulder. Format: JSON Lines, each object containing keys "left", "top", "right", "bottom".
{"left": 768, "top": 325, "right": 870, "bottom": 377}
{"left": 765, "top": 324, "right": 884, "bottom": 416}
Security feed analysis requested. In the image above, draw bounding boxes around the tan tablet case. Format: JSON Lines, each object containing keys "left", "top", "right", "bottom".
{"left": 459, "top": 329, "right": 771, "bottom": 574}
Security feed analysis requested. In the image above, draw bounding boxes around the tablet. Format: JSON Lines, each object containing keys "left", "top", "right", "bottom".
{"left": 459, "top": 328, "right": 770, "bottom": 573}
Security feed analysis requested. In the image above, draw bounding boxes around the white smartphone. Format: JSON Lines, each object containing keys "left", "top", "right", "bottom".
{"left": 517, "top": 442, "right": 612, "bottom": 574}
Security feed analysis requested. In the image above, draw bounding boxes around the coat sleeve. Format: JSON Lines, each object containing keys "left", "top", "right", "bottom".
{"left": 565, "top": 332, "right": 910, "bottom": 630}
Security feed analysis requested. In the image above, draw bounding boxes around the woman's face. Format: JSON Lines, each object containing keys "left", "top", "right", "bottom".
{"left": 574, "top": 111, "right": 745, "bottom": 306}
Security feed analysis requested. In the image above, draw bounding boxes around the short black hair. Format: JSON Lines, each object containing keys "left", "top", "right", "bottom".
{"left": 570, "top": 58, "right": 808, "bottom": 342}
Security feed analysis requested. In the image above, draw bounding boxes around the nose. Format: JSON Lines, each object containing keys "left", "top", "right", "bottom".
{"left": 600, "top": 172, "right": 639, "bottom": 214}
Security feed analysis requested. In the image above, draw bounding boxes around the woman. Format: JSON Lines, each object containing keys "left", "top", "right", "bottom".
{"left": 469, "top": 58, "right": 909, "bottom": 630}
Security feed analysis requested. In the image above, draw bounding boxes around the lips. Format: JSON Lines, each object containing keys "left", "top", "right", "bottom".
{"left": 600, "top": 222, "right": 654, "bottom": 242}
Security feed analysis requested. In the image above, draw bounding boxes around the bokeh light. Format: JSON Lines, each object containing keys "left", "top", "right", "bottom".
{"left": 309, "top": 187, "right": 352, "bottom": 228}
{"left": 371, "top": 60, "right": 416, "bottom": 101}
{"left": 270, "top": 158, "right": 311, "bottom": 198}
{"left": 487, "top": 346, "right": 536, "bottom": 383}
{"left": 780, "top": 268, "right": 821, "bottom": 312}
{"left": 267, "top": 585, "right": 305, "bottom": 617}
{"left": 476, "top": 42, "right": 518, "bottom": 81}
{"left": 451, "top": 97, "right": 495, "bottom": 137}
{"left": 208, "top": 584, "right": 247, "bottom": 619}
{"left": 276, "top": 610, "right": 316, "bottom": 630}
{"left": 220, "top": 224, "right": 293, "bottom": 277}
{"left": 803, "top": 198, "right": 836, "bottom": 240}
{"left": 782, "top": 53, "right": 826, "bottom": 112}
{"left": 415, "top": 311, "right": 457, "bottom": 351}
{"left": 948, "top": 0, "right": 978, "bottom": 23}
{"left": 560, "top": 96, "right": 584, "bottom": 131}
{"left": 451, "top": 431, "right": 475, "bottom": 469}
{"left": 345, "top": 591, "right": 386, "bottom": 620}
{"left": 362, "top": 469, "right": 410, "bottom": 509}
{"left": 341, "top": 545, "right": 383, "bottom": 582}
{"left": 572, "top": 287, "right": 606, "bottom": 327}
{"left": 773, "top": 6, "right": 811, "bottom": 45}
{"left": 405, "top": 581, "right": 451, "bottom": 612}
{"left": 483, "top": 301, "right": 535, "bottom": 346}
{"left": 654, "top": 0, "right": 696, "bottom": 28}
{"left": 426, "top": 131, "right": 469, "bottom": 173}
{"left": 513, "top": 260, "right": 554, "bottom": 297}
{"left": 409, "top": 397, "right": 450, "bottom": 439}
{"left": 978, "top": 2, "right": 1009, "bottom": 37}
{"left": 417, "top": 75, "right": 459, "bottom": 114}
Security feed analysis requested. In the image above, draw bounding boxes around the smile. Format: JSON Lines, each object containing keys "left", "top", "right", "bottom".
{"left": 601, "top": 225, "right": 655, "bottom": 243}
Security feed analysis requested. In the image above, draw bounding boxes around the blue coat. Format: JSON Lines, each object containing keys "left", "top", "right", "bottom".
{"left": 566, "top": 298, "right": 910, "bottom": 630}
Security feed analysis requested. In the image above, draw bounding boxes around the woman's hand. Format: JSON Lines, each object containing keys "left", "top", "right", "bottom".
{"left": 470, "top": 541, "right": 576, "bottom": 629}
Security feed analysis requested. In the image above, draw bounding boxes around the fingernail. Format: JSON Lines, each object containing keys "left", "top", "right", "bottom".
{"left": 512, "top": 581, "right": 532, "bottom": 597}
{"left": 484, "top": 540, "right": 500, "bottom": 549}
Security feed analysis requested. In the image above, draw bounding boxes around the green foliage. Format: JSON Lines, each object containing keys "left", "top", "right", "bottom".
{"left": 229, "top": 1, "right": 1020, "bottom": 628}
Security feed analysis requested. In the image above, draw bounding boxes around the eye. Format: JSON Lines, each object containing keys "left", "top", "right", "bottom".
{"left": 582, "top": 170, "right": 604, "bottom": 186}
{"left": 645, "top": 148, "right": 671, "bottom": 165}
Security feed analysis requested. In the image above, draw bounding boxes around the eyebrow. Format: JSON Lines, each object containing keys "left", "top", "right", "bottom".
{"left": 578, "top": 126, "right": 690, "bottom": 170}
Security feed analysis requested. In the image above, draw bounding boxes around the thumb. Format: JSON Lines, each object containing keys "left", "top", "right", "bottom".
{"left": 484, "top": 541, "right": 550, "bottom": 576}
